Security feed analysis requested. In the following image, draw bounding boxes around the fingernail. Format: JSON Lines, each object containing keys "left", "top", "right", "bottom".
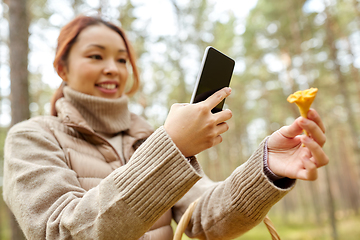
{"left": 227, "top": 87, "right": 232, "bottom": 94}
{"left": 303, "top": 136, "right": 311, "bottom": 143}
{"left": 300, "top": 117, "right": 309, "bottom": 125}
{"left": 308, "top": 110, "right": 314, "bottom": 118}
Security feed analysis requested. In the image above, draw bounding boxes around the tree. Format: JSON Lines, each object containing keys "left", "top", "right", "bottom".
{"left": 7, "top": 0, "right": 29, "bottom": 239}
{"left": 9, "top": 0, "right": 30, "bottom": 126}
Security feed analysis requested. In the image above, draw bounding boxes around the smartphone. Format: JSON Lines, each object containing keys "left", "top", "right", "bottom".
{"left": 190, "top": 46, "right": 235, "bottom": 113}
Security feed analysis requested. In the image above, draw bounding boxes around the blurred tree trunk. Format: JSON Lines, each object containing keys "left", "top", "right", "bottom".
{"left": 9, "top": 0, "right": 29, "bottom": 125}
{"left": 8, "top": 0, "right": 29, "bottom": 239}
{"left": 344, "top": 36, "right": 360, "bottom": 105}
{"left": 316, "top": 82, "right": 339, "bottom": 239}
{"left": 325, "top": 165, "right": 338, "bottom": 240}
{"left": 0, "top": 1, "right": 5, "bottom": 238}
{"left": 324, "top": 128, "right": 339, "bottom": 240}
{"left": 338, "top": 127, "right": 360, "bottom": 214}
{"left": 324, "top": 7, "right": 360, "bottom": 155}
{"left": 309, "top": 183, "right": 322, "bottom": 225}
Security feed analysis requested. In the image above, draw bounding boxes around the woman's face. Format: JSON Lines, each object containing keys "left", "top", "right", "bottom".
{"left": 59, "top": 24, "right": 129, "bottom": 99}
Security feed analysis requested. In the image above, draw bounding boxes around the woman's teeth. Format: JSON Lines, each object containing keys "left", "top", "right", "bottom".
{"left": 98, "top": 84, "right": 117, "bottom": 90}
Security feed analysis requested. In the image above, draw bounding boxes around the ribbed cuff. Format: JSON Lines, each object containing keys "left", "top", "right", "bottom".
{"left": 111, "top": 126, "right": 202, "bottom": 223}
{"left": 230, "top": 138, "right": 293, "bottom": 221}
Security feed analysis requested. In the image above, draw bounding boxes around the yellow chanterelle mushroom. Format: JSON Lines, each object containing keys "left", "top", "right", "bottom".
{"left": 287, "top": 88, "right": 318, "bottom": 136}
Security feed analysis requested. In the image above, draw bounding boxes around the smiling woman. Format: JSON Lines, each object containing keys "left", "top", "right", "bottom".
{"left": 2, "top": 14, "right": 329, "bottom": 240}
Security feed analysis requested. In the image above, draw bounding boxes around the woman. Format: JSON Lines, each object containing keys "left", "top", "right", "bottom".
{"left": 3, "top": 15, "right": 328, "bottom": 240}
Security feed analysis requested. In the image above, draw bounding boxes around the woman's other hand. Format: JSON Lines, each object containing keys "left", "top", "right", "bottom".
{"left": 164, "top": 87, "right": 233, "bottom": 157}
{"left": 267, "top": 109, "right": 328, "bottom": 180}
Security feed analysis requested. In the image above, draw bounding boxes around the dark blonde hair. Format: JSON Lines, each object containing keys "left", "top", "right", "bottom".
{"left": 51, "top": 15, "right": 140, "bottom": 116}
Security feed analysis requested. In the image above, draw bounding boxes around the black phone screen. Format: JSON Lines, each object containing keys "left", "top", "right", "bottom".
{"left": 191, "top": 47, "right": 235, "bottom": 113}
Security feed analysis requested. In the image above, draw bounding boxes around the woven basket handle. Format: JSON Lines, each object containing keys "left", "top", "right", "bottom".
{"left": 173, "top": 199, "right": 281, "bottom": 240}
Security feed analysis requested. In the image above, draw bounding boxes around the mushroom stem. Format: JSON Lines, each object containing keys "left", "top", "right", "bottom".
{"left": 297, "top": 104, "right": 310, "bottom": 136}
{"left": 287, "top": 88, "right": 318, "bottom": 138}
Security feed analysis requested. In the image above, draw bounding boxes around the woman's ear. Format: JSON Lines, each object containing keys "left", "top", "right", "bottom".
{"left": 57, "top": 64, "right": 68, "bottom": 82}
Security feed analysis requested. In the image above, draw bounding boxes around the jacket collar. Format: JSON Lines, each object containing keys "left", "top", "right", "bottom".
{"left": 56, "top": 98, "right": 96, "bottom": 135}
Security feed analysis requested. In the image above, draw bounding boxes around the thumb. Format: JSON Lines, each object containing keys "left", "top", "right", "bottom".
{"left": 278, "top": 117, "right": 304, "bottom": 139}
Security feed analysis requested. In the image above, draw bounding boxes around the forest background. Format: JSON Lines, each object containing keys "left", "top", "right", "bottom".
{"left": 0, "top": 0, "right": 359, "bottom": 239}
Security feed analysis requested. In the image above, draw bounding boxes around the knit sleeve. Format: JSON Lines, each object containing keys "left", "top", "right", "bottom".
{"left": 173, "top": 138, "right": 295, "bottom": 240}
{"left": 2, "top": 120, "right": 201, "bottom": 240}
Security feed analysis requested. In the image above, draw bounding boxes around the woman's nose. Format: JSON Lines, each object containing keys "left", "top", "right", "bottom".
{"left": 103, "top": 60, "right": 119, "bottom": 76}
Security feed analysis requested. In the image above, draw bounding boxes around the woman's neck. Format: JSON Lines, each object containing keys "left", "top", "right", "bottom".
{"left": 63, "top": 86, "right": 131, "bottom": 134}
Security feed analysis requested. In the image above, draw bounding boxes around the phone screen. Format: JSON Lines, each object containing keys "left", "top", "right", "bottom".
{"left": 191, "top": 47, "right": 235, "bottom": 113}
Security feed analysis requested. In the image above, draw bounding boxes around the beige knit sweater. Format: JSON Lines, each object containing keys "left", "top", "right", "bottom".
{"left": 3, "top": 87, "right": 294, "bottom": 240}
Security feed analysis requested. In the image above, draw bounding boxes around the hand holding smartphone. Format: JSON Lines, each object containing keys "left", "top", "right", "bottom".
{"left": 190, "top": 46, "right": 235, "bottom": 113}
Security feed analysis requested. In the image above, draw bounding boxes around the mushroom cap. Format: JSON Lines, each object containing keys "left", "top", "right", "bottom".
{"left": 287, "top": 88, "right": 318, "bottom": 117}
{"left": 287, "top": 88, "right": 318, "bottom": 104}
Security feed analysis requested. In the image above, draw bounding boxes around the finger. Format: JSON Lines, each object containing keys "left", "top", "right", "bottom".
{"left": 216, "top": 122, "right": 230, "bottom": 135}
{"left": 307, "top": 109, "right": 325, "bottom": 133}
{"left": 298, "top": 159, "right": 318, "bottom": 181}
{"left": 214, "top": 109, "right": 232, "bottom": 124}
{"left": 212, "top": 135, "right": 223, "bottom": 146}
{"left": 204, "top": 87, "right": 231, "bottom": 111}
{"left": 301, "top": 136, "right": 329, "bottom": 167}
{"left": 277, "top": 118, "right": 304, "bottom": 139}
{"left": 299, "top": 118, "right": 326, "bottom": 147}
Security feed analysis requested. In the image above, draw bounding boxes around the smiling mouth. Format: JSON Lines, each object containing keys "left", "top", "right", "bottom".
{"left": 96, "top": 83, "right": 118, "bottom": 90}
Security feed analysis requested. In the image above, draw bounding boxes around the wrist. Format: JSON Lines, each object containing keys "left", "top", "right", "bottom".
{"left": 264, "top": 139, "right": 284, "bottom": 181}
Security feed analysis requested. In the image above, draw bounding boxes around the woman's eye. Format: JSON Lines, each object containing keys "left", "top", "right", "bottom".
{"left": 89, "top": 55, "right": 102, "bottom": 60}
{"left": 118, "top": 58, "right": 127, "bottom": 64}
